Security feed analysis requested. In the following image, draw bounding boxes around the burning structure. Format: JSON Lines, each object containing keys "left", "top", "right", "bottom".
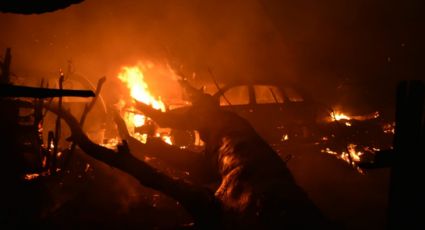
{"left": 1, "top": 0, "right": 424, "bottom": 229}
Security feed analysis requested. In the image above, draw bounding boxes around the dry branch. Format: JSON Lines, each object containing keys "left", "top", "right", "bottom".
{"left": 46, "top": 105, "right": 222, "bottom": 229}
{"left": 65, "top": 77, "right": 106, "bottom": 167}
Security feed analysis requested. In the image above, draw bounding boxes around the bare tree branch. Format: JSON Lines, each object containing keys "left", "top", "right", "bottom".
{"left": 45, "top": 105, "right": 222, "bottom": 229}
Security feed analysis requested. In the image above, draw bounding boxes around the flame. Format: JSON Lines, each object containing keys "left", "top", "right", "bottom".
{"left": 321, "top": 144, "right": 368, "bottom": 174}
{"left": 347, "top": 144, "right": 363, "bottom": 162}
{"left": 330, "top": 110, "right": 380, "bottom": 122}
{"left": 162, "top": 135, "right": 173, "bottom": 145}
{"left": 281, "top": 134, "right": 289, "bottom": 142}
{"left": 383, "top": 122, "right": 395, "bottom": 134}
{"left": 24, "top": 173, "right": 40, "bottom": 181}
{"left": 100, "top": 137, "right": 120, "bottom": 149}
{"left": 321, "top": 147, "right": 338, "bottom": 155}
{"left": 117, "top": 63, "right": 172, "bottom": 145}
{"left": 332, "top": 111, "right": 351, "bottom": 121}
{"left": 118, "top": 65, "right": 166, "bottom": 112}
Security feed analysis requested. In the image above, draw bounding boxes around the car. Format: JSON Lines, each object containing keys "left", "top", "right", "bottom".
{"left": 168, "top": 82, "right": 329, "bottom": 146}
{"left": 148, "top": 80, "right": 394, "bottom": 171}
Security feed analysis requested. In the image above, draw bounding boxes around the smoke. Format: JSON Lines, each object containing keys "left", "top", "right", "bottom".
{"left": 0, "top": 0, "right": 293, "bottom": 98}
{"left": 1, "top": 0, "right": 421, "bottom": 114}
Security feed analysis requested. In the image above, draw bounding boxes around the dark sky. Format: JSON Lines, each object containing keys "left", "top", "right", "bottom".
{"left": 0, "top": 0, "right": 423, "bottom": 114}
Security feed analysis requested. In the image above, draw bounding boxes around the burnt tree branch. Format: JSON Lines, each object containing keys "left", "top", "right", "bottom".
{"left": 46, "top": 105, "right": 222, "bottom": 229}
{"left": 113, "top": 111, "right": 213, "bottom": 183}
{"left": 65, "top": 77, "right": 106, "bottom": 167}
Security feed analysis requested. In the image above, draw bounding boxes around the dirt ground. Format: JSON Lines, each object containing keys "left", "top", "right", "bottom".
{"left": 282, "top": 143, "right": 389, "bottom": 230}
{"left": 2, "top": 142, "right": 390, "bottom": 229}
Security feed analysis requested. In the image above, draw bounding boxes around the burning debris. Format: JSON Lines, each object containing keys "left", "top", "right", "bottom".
{"left": 45, "top": 78, "right": 333, "bottom": 229}
{"left": 0, "top": 48, "right": 97, "bottom": 180}
{"left": 318, "top": 108, "right": 394, "bottom": 173}
{"left": 0, "top": 49, "right": 398, "bottom": 228}
{"left": 115, "top": 63, "right": 177, "bottom": 146}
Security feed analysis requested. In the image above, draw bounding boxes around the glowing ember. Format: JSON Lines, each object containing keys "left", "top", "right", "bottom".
{"left": 321, "top": 144, "right": 370, "bottom": 174}
{"left": 347, "top": 144, "right": 363, "bottom": 162}
{"left": 101, "top": 137, "right": 120, "bottom": 149}
{"left": 42, "top": 156, "right": 47, "bottom": 168}
{"left": 332, "top": 111, "right": 351, "bottom": 121}
{"left": 24, "top": 173, "right": 40, "bottom": 181}
{"left": 329, "top": 110, "right": 380, "bottom": 122}
{"left": 383, "top": 122, "right": 395, "bottom": 134}
{"left": 162, "top": 135, "right": 173, "bottom": 145}
{"left": 321, "top": 148, "right": 338, "bottom": 155}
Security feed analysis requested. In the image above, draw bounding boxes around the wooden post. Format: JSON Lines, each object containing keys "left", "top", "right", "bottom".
{"left": 388, "top": 80, "right": 425, "bottom": 229}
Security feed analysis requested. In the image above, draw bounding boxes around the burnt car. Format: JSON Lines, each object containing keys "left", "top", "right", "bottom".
{"left": 169, "top": 82, "right": 329, "bottom": 146}
{"left": 150, "top": 81, "right": 394, "bottom": 171}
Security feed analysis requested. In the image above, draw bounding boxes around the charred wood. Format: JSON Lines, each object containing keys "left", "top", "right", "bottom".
{"left": 0, "top": 84, "right": 95, "bottom": 98}
{"left": 65, "top": 77, "right": 106, "bottom": 168}
{"left": 133, "top": 86, "right": 330, "bottom": 229}
{"left": 47, "top": 105, "right": 222, "bottom": 229}
{"left": 113, "top": 111, "right": 217, "bottom": 184}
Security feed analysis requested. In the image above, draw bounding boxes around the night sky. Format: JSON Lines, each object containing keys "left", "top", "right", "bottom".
{"left": 1, "top": 0, "right": 423, "bottom": 115}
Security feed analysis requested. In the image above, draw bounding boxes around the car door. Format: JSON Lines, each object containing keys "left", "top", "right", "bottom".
{"left": 250, "top": 85, "right": 286, "bottom": 141}
{"left": 217, "top": 85, "right": 254, "bottom": 122}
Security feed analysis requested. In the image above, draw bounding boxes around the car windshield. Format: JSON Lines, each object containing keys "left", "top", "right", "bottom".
{"left": 219, "top": 85, "right": 249, "bottom": 106}
{"left": 254, "top": 85, "right": 284, "bottom": 104}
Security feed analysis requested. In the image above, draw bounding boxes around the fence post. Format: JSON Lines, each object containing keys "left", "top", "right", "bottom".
{"left": 388, "top": 80, "right": 425, "bottom": 229}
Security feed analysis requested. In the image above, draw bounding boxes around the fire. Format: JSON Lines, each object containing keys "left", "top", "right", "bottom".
{"left": 330, "top": 110, "right": 380, "bottom": 122}
{"left": 118, "top": 65, "right": 166, "bottom": 112}
{"left": 321, "top": 144, "right": 368, "bottom": 174}
{"left": 332, "top": 111, "right": 351, "bottom": 121}
{"left": 162, "top": 135, "right": 173, "bottom": 145}
{"left": 117, "top": 63, "right": 172, "bottom": 145}
{"left": 383, "top": 122, "right": 395, "bottom": 134}
{"left": 24, "top": 173, "right": 40, "bottom": 181}
{"left": 347, "top": 143, "right": 363, "bottom": 162}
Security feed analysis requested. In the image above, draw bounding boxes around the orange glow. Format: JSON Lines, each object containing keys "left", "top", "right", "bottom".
{"left": 330, "top": 110, "right": 380, "bottom": 122}
{"left": 332, "top": 111, "right": 350, "bottom": 121}
{"left": 347, "top": 144, "right": 363, "bottom": 162}
{"left": 383, "top": 122, "right": 395, "bottom": 134}
{"left": 117, "top": 63, "right": 172, "bottom": 145}
{"left": 24, "top": 173, "right": 40, "bottom": 181}
{"left": 321, "top": 144, "right": 366, "bottom": 174}
{"left": 118, "top": 65, "right": 166, "bottom": 112}
{"left": 162, "top": 135, "right": 173, "bottom": 145}
{"left": 282, "top": 134, "right": 289, "bottom": 141}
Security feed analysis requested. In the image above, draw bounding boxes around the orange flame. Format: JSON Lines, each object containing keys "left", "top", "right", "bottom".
{"left": 117, "top": 63, "right": 172, "bottom": 145}
{"left": 330, "top": 110, "right": 380, "bottom": 122}
{"left": 118, "top": 66, "right": 166, "bottom": 112}
{"left": 332, "top": 111, "right": 351, "bottom": 121}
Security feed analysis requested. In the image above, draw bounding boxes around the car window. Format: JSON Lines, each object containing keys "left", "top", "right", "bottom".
{"left": 220, "top": 86, "right": 250, "bottom": 106}
{"left": 254, "top": 85, "right": 284, "bottom": 104}
{"left": 283, "top": 87, "right": 304, "bottom": 102}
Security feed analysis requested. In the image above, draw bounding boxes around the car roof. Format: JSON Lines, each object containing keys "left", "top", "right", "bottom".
{"left": 212, "top": 81, "right": 313, "bottom": 101}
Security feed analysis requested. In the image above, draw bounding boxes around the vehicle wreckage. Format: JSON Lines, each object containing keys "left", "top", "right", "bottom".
{"left": 45, "top": 80, "right": 333, "bottom": 229}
